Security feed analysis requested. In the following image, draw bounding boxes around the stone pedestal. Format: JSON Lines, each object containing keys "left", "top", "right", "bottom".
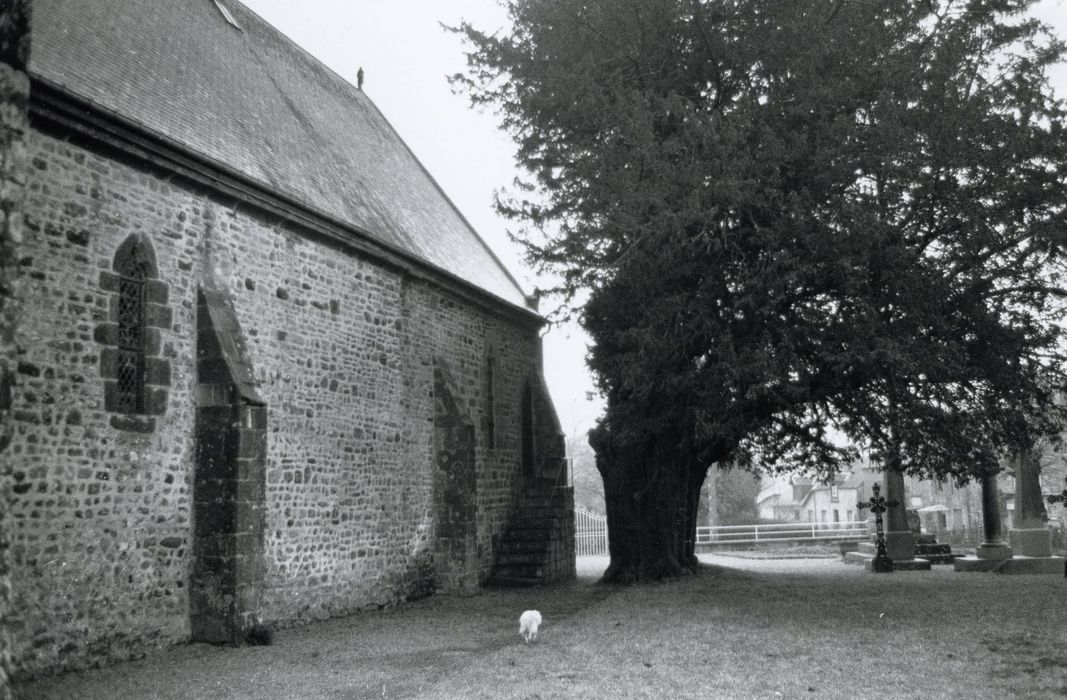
{"left": 849, "top": 541, "right": 931, "bottom": 570}
{"left": 975, "top": 542, "right": 1013, "bottom": 560}
{"left": 1009, "top": 449, "right": 1053, "bottom": 558}
{"left": 1009, "top": 528, "right": 1052, "bottom": 557}
{"left": 978, "top": 470, "right": 1011, "bottom": 554}
{"left": 954, "top": 553, "right": 1064, "bottom": 574}
{"left": 956, "top": 469, "right": 1015, "bottom": 572}
{"left": 884, "top": 468, "right": 919, "bottom": 565}
{"left": 885, "top": 530, "right": 916, "bottom": 562}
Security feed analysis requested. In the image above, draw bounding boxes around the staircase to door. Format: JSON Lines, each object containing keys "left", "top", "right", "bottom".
{"left": 489, "top": 482, "right": 575, "bottom": 587}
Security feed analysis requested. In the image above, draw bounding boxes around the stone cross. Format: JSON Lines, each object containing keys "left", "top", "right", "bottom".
{"left": 858, "top": 482, "right": 899, "bottom": 573}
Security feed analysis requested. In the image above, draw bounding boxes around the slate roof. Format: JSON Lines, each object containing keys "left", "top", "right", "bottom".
{"left": 28, "top": 0, "right": 531, "bottom": 310}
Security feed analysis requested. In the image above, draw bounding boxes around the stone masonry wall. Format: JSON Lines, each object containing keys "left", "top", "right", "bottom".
{"left": 0, "top": 2, "right": 31, "bottom": 696}
{"left": 10, "top": 131, "right": 197, "bottom": 679}
{"left": 8, "top": 120, "right": 560, "bottom": 677}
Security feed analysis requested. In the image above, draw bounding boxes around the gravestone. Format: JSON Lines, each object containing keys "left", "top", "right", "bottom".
{"left": 913, "top": 534, "right": 957, "bottom": 565}
{"left": 1010, "top": 450, "right": 1052, "bottom": 557}
{"left": 856, "top": 482, "right": 897, "bottom": 573}
{"left": 846, "top": 479, "right": 932, "bottom": 571}
{"left": 954, "top": 467, "right": 1063, "bottom": 573}
{"left": 883, "top": 468, "right": 924, "bottom": 567}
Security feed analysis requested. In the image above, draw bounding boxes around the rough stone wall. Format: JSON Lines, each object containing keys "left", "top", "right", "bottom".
{"left": 545, "top": 488, "right": 577, "bottom": 583}
{"left": 10, "top": 132, "right": 198, "bottom": 679}
{"left": 0, "top": 2, "right": 31, "bottom": 697}
{"left": 8, "top": 121, "right": 562, "bottom": 677}
{"left": 400, "top": 281, "right": 561, "bottom": 588}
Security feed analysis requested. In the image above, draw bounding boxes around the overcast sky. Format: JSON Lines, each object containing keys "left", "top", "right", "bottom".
{"left": 240, "top": 0, "right": 1067, "bottom": 442}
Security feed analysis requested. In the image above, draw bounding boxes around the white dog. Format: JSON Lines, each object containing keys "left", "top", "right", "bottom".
{"left": 519, "top": 610, "right": 542, "bottom": 643}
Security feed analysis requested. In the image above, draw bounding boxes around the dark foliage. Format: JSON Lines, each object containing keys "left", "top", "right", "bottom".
{"left": 453, "top": 0, "right": 1067, "bottom": 580}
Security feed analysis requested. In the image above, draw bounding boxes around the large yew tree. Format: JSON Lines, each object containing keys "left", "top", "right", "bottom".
{"left": 454, "top": 0, "right": 1067, "bottom": 582}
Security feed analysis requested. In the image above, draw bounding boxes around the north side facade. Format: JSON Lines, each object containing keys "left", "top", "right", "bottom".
{"left": 1, "top": 0, "right": 572, "bottom": 681}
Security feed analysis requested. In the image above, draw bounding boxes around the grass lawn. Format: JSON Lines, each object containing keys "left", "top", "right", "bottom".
{"left": 14, "top": 554, "right": 1067, "bottom": 699}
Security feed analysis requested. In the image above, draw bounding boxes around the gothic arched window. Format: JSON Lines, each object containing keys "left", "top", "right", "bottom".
{"left": 521, "top": 379, "right": 534, "bottom": 478}
{"left": 98, "top": 234, "right": 171, "bottom": 431}
{"left": 116, "top": 251, "right": 151, "bottom": 413}
{"left": 485, "top": 354, "right": 497, "bottom": 449}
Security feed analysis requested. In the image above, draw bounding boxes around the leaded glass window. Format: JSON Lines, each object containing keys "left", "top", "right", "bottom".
{"left": 116, "top": 254, "right": 150, "bottom": 413}
{"left": 486, "top": 355, "right": 496, "bottom": 449}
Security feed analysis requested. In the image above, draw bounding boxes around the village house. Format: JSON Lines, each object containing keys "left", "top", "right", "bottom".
{"left": 795, "top": 473, "right": 864, "bottom": 528}
{"left": 755, "top": 452, "right": 1067, "bottom": 547}
{"left": 755, "top": 474, "right": 814, "bottom": 522}
{"left": 2, "top": 0, "right": 573, "bottom": 680}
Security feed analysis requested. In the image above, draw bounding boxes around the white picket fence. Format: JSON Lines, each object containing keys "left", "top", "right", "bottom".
{"left": 575, "top": 507, "right": 608, "bottom": 556}
{"left": 574, "top": 511, "right": 869, "bottom": 555}
{"left": 696, "top": 520, "right": 870, "bottom": 546}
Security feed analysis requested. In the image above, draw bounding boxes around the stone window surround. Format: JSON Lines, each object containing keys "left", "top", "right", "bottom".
{"left": 96, "top": 233, "right": 172, "bottom": 432}
{"left": 520, "top": 377, "right": 535, "bottom": 477}
{"left": 484, "top": 350, "right": 498, "bottom": 450}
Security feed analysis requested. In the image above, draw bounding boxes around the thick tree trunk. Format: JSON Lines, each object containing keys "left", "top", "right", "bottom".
{"left": 591, "top": 419, "right": 709, "bottom": 583}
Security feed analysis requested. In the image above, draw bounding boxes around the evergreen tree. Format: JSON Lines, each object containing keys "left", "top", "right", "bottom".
{"left": 454, "top": 0, "right": 1067, "bottom": 581}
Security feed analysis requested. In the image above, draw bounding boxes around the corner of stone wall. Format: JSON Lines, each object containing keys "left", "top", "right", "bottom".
{"left": 546, "top": 487, "right": 576, "bottom": 583}
{"left": 0, "top": 2, "right": 31, "bottom": 696}
{"left": 530, "top": 372, "right": 567, "bottom": 484}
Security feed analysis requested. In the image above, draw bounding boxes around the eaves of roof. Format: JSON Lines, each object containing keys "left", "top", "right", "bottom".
{"left": 29, "top": 80, "right": 544, "bottom": 328}
{"left": 28, "top": 0, "right": 537, "bottom": 318}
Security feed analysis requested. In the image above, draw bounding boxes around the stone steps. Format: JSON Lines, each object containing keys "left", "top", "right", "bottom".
{"left": 498, "top": 539, "right": 550, "bottom": 554}
{"left": 488, "top": 486, "right": 572, "bottom": 587}
{"left": 489, "top": 574, "right": 545, "bottom": 588}
{"left": 495, "top": 550, "right": 549, "bottom": 566}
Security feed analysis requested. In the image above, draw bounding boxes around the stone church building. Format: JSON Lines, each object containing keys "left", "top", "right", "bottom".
{"left": 1, "top": 0, "right": 573, "bottom": 681}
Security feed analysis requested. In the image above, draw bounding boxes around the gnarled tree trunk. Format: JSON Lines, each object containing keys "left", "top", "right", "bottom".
{"left": 591, "top": 415, "right": 709, "bottom": 583}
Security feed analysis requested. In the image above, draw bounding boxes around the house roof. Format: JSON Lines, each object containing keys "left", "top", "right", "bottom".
{"left": 28, "top": 0, "right": 531, "bottom": 310}
{"left": 796, "top": 475, "right": 865, "bottom": 508}
{"left": 756, "top": 492, "right": 779, "bottom": 506}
